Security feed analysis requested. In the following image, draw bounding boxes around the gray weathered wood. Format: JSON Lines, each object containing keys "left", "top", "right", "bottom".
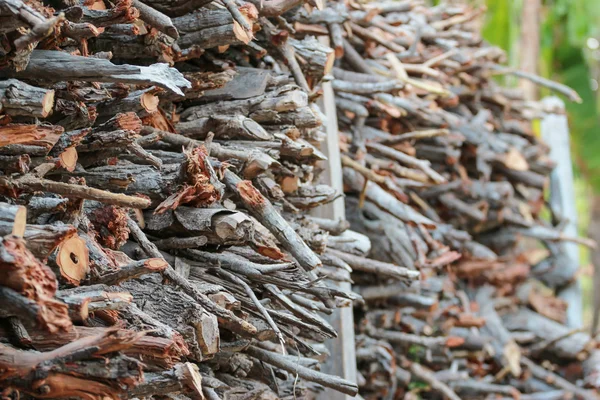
{"left": 0, "top": 50, "right": 191, "bottom": 96}
{"left": 198, "top": 68, "right": 272, "bottom": 102}
{"left": 540, "top": 96, "right": 582, "bottom": 329}
{"left": 313, "top": 35, "right": 358, "bottom": 400}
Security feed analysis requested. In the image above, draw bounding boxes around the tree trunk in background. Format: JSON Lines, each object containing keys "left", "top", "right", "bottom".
{"left": 519, "top": 0, "right": 541, "bottom": 100}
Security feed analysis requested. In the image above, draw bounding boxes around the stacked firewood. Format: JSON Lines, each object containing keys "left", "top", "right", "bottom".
{"left": 304, "top": 1, "right": 600, "bottom": 399}
{"left": 0, "top": 0, "right": 598, "bottom": 399}
{"left": 0, "top": 0, "right": 371, "bottom": 398}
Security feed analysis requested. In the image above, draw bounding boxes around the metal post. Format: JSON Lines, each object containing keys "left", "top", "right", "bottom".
{"left": 541, "top": 96, "right": 582, "bottom": 328}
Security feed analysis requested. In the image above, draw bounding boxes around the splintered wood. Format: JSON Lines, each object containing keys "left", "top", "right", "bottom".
{"left": 0, "top": 0, "right": 596, "bottom": 399}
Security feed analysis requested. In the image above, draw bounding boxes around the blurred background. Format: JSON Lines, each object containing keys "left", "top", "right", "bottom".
{"left": 429, "top": 0, "right": 600, "bottom": 328}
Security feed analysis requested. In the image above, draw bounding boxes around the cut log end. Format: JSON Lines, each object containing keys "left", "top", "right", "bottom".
{"left": 90, "top": 0, "right": 107, "bottom": 10}
{"left": 324, "top": 51, "right": 335, "bottom": 75}
{"left": 56, "top": 234, "right": 90, "bottom": 285}
{"left": 141, "top": 93, "right": 160, "bottom": 114}
{"left": 133, "top": 208, "right": 146, "bottom": 229}
{"left": 243, "top": 118, "right": 271, "bottom": 140}
{"left": 142, "top": 109, "right": 175, "bottom": 133}
{"left": 281, "top": 176, "right": 299, "bottom": 193}
{"left": 59, "top": 147, "right": 78, "bottom": 172}
{"left": 334, "top": 45, "right": 344, "bottom": 59}
{"left": 501, "top": 148, "right": 529, "bottom": 171}
{"left": 114, "top": 112, "right": 143, "bottom": 133}
{"left": 179, "top": 362, "right": 204, "bottom": 399}
{"left": 41, "top": 90, "right": 55, "bottom": 118}
{"left": 11, "top": 206, "right": 27, "bottom": 238}
{"left": 71, "top": 297, "right": 91, "bottom": 322}
{"left": 145, "top": 258, "right": 169, "bottom": 272}
{"left": 445, "top": 336, "right": 466, "bottom": 348}
{"left": 195, "top": 312, "right": 220, "bottom": 358}
{"left": 255, "top": 246, "right": 286, "bottom": 260}
{"left": 233, "top": 21, "right": 252, "bottom": 44}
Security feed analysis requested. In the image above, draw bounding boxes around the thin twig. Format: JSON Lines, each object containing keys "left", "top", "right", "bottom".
{"left": 218, "top": 269, "right": 286, "bottom": 354}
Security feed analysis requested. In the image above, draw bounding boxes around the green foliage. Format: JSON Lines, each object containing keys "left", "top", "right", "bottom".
{"left": 408, "top": 381, "right": 429, "bottom": 390}
{"left": 543, "top": 0, "right": 600, "bottom": 192}
{"left": 407, "top": 344, "right": 424, "bottom": 361}
{"left": 563, "top": 63, "right": 600, "bottom": 187}
{"left": 480, "top": 0, "right": 600, "bottom": 192}
{"left": 482, "top": 0, "right": 512, "bottom": 51}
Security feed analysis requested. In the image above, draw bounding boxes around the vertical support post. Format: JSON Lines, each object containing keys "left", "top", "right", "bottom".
{"left": 314, "top": 75, "right": 343, "bottom": 218}
{"left": 541, "top": 96, "right": 582, "bottom": 328}
{"left": 311, "top": 40, "right": 357, "bottom": 400}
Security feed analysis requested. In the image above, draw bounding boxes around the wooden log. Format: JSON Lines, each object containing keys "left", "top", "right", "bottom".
{"left": 96, "top": 90, "right": 159, "bottom": 119}
{"left": 289, "top": 36, "right": 334, "bottom": 83}
{"left": 0, "top": 123, "right": 63, "bottom": 148}
{"left": 175, "top": 115, "right": 272, "bottom": 141}
{"left": 144, "top": 207, "right": 254, "bottom": 246}
{"left": 0, "top": 329, "right": 145, "bottom": 399}
{"left": 132, "top": 0, "right": 178, "bottom": 38}
{"left": 0, "top": 235, "right": 71, "bottom": 333}
{"left": 0, "top": 286, "right": 71, "bottom": 334}
{"left": 12, "top": 323, "right": 185, "bottom": 368}
{"left": 502, "top": 308, "right": 593, "bottom": 360}
{"left": 246, "top": 0, "right": 304, "bottom": 17}
{"left": 0, "top": 173, "right": 152, "bottom": 209}
{"left": 327, "top": 248, "right": 419, "bottom": 280}
{"left": 173, "top": 6, "right": 255, "bottom": 50}
{"left": 0, "top": 50, "right": 191, "bottom": 96}
{"left": 407, "top": 361, "right": 461, "bottom": 400}
{"left": 223, "top": 169, "right": 322, "bottom": 272}
{"left": 126, "top": 216, "right": 258, "bottom": 337}
{"left": 475, "top": 286, "right": 521, "bottom": 376}
{"left": 131, "top": 363, "right": 204, "bottom": 398}
{"left": 64, "top": 0, "right": 140, "bottom": 27}
{"left": 88, "top": 258, "right": 168, "bottom": 285}
{"left": 0, "top": 202, "right": 26, "bottom": 237}
{"left": 180, "top": 85, "right": 308, "bottom": 120}
{"left": 0, "top": 222, "right": 76, "bottom": 261}
{"left": 48, "top": 234, "right": 90, "bottom": 285}
{"left": 0, "top": 79, "right": 55, "bottom": 118}
{"left": 136, "top": 0, "right": 214, "bottom": 17}
{"left": 118, "top": 274, "right": 219, "bottom": 361}
{"left": 245, "top": 345, "right": 359, "bottom": 395}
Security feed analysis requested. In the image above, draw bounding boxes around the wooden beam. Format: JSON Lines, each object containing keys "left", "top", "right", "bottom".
{"left": 541, "top": 96, "right": 582, "bottom": 329}
{"left": 312, "top": 35, "right": 358, "bottom": 400}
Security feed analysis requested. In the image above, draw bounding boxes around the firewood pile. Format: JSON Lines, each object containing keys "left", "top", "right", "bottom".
{"left": 323, "top": 2, "right": 600, "bottom": 400}
{"left": 0, "top": 0, "right": 597, "bottom": 399}
{"left": 0, "top": 0, "right": 363, "bottom": 398}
